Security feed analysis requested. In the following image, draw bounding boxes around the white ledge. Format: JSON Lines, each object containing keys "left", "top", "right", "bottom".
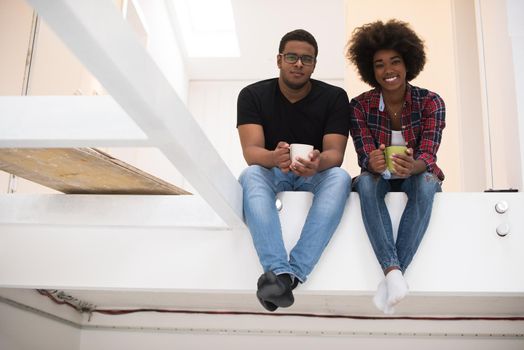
{"left": 0, "top": 192, "right": 522, "bottom": 296}
{"left": 0, "top": 194, "right": 226, "bottom": 229}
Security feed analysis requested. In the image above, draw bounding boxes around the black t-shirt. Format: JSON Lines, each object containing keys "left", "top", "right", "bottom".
{"left": 237, "top": 78, "right": 350, "bottom": 152}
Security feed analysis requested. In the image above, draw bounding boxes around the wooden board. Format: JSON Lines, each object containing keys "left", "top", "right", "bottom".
{"left": 0, "top": 148, "right": 190, "bottom": 195}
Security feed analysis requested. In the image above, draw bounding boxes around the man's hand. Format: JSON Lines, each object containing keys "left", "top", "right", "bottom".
{"left": 368, "top": 144, "right": 387, "bottom": 174}
{"left": 290, "top": 149, "right": 320, "bottom": 177}
{"left": 273, "top": 141, "right": 291, "bottom": 173}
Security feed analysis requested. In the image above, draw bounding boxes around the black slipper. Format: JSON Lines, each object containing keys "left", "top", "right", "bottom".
{"left": 256, "top": 271, "right": 294, "bottom": 308}
{"left": 257, "top": 296, "right": 278, "bottom": 311}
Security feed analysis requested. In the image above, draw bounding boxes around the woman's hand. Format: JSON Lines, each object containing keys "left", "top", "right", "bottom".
{"left": 392, "top": 148, "right": 415, "bottom": 177}
{"left": 368, "top": 144, "right": 387, "bottom": 174}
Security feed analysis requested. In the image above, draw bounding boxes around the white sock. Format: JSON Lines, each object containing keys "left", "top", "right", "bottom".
{"left": 373, "top": 279, "right": 388, "bottom": 312}
{"left": 383, "top": 304, "right": 395, "bottom": 315}
{"left": 373, "top": 279, "right": 396, "bottom": 314}
{"left": 386, "top": 269, "right": 409, "bottom": 308}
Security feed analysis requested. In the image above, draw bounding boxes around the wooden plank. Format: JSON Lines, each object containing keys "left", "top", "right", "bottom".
{"left": 0, "top": 148, "right": 190, "bottom": 195}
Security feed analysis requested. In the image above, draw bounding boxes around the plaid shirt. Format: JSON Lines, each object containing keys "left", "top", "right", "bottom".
{"left": 349, "top": 84, "right": 446, "bottom": 180}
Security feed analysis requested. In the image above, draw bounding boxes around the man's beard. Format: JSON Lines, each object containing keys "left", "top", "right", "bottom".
{"left": 282, "top": 76, "right": 308, "bottom": 90}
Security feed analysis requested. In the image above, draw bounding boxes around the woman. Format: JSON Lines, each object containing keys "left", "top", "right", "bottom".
{"left": 346, "top": 20, "right": 445, "bottom": 314}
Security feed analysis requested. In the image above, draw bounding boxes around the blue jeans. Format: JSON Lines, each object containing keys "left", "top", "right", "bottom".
{"left": 239, "top": 165, "right": 351, "bottom": 282}
{"left": 353, "top": 171, "right": 441, "bottom": 272}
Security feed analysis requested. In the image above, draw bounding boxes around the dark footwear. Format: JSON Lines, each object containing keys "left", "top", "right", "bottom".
{"left": 291, "top": 277, "right": 300, "bottom": 290}
{"left": 257, "top": 295, "right": 278, "bottom": 312}
{"left": 256, "top": 271, "right": 294, "bottom": 308}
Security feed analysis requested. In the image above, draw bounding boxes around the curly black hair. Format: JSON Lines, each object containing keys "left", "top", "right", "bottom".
{"left": 346, "top": 19, "right": 426, "bottom": 88}
{"left": 279, "top": 29, "right": 318, "bottom": 57}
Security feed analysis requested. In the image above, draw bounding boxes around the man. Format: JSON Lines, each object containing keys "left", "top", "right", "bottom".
{"left": 237, "top": 29, "right": 351, "bottom": 311}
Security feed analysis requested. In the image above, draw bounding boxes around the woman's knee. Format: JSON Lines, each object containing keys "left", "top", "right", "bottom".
{"left": 406, "top": 172, "right": 441, "bottom": 202}
{"left": 415, "top": 172, "right": 441, "bottom": 194}
{"left": 353, "top": 172, "right": 380, "bottom": 193}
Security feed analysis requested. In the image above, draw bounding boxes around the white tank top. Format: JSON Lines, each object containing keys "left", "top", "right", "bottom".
{"left": 391, "top": 130, "right": 405, "bottom": 146}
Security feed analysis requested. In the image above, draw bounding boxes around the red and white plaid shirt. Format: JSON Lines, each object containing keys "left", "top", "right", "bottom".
{"left": 349, "top": 84, "right": 446, "bottom": 180}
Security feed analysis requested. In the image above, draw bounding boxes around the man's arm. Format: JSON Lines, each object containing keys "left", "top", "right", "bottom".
{"left": 238, "top": 124, "right": 291, "bottom": 171}
{"left": 318, "top": 133, "right": 348, "bottom": 171}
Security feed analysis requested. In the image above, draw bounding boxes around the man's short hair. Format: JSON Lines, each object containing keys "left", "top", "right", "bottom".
{"left": 279, "top": 29, "right": 318, "bottom": 57}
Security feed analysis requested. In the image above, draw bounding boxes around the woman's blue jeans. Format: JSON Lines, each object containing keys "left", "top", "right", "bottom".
{"left": 239, "top": 165, "right": 351, "bottom": 282}
{"left": 353, "top": 171, "right": 441, "bottom": 272}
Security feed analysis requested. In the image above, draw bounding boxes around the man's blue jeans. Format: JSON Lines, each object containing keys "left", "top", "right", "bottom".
{"left": 353, "top": 171, "right": 441, "bottom": 272}
{"left": 239, "top": 165, "right": 351, "bottom": 282}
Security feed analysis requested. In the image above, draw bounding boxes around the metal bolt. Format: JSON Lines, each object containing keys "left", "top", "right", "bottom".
{"left": 496, "top": 223, "right": 510, "bottom": 237}
{"left": 275, "top": 198, "right": 282, "bottom": 211}
{"left": 495, "top": 201, "right": 509, "bottom": 214}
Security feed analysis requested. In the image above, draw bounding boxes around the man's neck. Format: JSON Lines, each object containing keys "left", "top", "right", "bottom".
{"left": 278, "top": 78, "right": 312, "bottom": 103}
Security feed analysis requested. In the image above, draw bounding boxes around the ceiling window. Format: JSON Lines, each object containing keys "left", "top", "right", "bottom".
{"left": 169, "top": 0, "right": 240, "bottom": 57}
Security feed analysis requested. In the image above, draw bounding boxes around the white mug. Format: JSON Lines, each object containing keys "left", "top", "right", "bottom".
{"left": 289, "top": 143, "right": 313, "bottom": 163}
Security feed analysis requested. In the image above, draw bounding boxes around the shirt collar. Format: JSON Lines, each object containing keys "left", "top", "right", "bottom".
{"left": 373, "top": 84, "right": 413, "bottom": 111}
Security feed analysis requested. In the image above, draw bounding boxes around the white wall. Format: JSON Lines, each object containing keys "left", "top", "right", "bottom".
{"left": 77, "top": 328, "right": 524, "bottom": 350}
{"left": 1, "top": 298, "right": 523, "bottom": 350}
{"left": 0, "top": 303, "right": 80, "bottom": 350}
{"left": 186, "top": 0, "right": 347, "bottom": 81}
{"left": 507, "top": 0, "right": 524, "bottom": 189}
{"left": 476, "top": 0, "right": 521, "bottom": 191}
{"left": 188, "top": 80, "right": 248, "bottom": 178}
{"left": 0, "top": 0, "right": 33, "bottom": 96}
{"left": 451, "top": 0, "right": 487, "bottom": 191}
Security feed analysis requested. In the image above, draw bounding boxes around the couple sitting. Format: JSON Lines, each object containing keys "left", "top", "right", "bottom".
{"left": 237, "top": 21, "right": 444, "bottom": 314}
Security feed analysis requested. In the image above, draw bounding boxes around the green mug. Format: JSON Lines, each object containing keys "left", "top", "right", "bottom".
{"left": 385, "top": 145, "right": 407, "bottom": 172}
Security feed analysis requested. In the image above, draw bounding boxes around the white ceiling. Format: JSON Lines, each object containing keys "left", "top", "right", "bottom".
{"left": 182, "top": 0, "right": 347, "bottom": 81}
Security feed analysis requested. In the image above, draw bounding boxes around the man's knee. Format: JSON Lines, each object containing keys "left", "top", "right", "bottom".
{"left": 239, "top": 165, "right": 268, "bottom": 186}
{"left": 322, "top": 167, "right": 351, "bottom": 186}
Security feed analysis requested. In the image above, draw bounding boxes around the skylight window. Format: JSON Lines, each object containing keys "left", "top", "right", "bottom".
{"left": 169, "top": 0, "right": 240, "bottom": 57}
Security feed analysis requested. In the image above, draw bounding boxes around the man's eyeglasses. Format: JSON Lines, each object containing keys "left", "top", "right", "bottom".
{"left": 280, "top": 53, "right": 316, "bottom": 66}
